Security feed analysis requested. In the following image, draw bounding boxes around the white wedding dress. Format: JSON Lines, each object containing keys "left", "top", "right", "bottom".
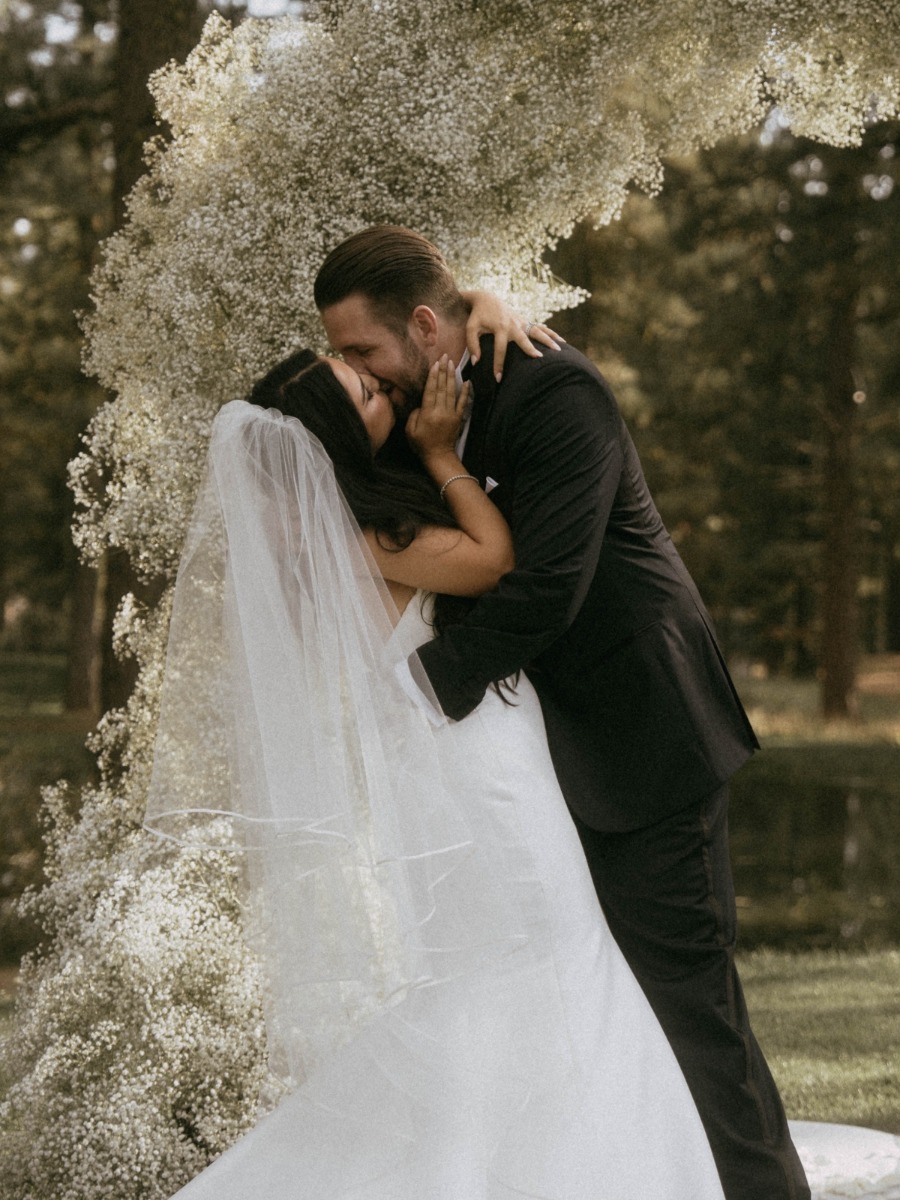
{"left": 170, "top": 593, "right": 726, "bottom": 1200}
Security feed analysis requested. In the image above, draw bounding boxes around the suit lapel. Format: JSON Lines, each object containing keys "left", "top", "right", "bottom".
{"left": 461, "top": 335, "right": 499, "bottom": 483}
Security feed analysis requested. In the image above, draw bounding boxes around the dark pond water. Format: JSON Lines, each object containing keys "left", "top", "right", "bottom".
{"left": 729, "top": 745, "right": 900, "bottom": 949}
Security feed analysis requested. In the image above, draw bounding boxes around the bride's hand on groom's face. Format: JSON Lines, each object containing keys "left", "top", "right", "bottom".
{"left": 461, "top": 289, "right": 565, "bottom": 382}
{"left": 405, "top": 356, "right": 470, "bottom": 468}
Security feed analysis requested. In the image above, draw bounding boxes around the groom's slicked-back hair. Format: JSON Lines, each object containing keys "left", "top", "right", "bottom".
{"left": 314, "top": 225, "right": 467, "bottom": 334}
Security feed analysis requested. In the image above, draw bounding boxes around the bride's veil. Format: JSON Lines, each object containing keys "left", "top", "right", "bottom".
{"left": 143, "top": 400, "right": 560, "bottom": 1102}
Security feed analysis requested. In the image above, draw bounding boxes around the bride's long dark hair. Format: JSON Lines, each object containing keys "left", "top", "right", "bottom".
{"left": 246, "top": 347, "right": 456, "bottom": 543}
{"left": 245, "top": 348, "right": 476, "bottom": 635}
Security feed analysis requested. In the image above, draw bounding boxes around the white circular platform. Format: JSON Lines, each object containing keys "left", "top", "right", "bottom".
{"left": 790, "top": 1122, "right": 900, "bottom": 1199}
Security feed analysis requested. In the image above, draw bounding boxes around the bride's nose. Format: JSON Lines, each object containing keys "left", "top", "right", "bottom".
{"left": 360, "top": 371, "right": 385, "bottom": 394}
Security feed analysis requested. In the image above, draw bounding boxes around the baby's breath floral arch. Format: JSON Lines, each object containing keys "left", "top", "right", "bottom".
{"left": 1, "top": 3, "right": 898, "bottom": 1197}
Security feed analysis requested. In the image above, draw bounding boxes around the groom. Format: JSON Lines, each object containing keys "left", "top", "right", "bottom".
{"left": 314, "top": 225, "right": 809, "bottom": 1200}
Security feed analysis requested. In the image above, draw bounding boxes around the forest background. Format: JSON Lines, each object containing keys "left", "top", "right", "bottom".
{"left": 1, "top": 0, "right": 900, "bottom": 1071}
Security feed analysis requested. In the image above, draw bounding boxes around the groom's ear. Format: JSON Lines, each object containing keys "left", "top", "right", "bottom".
{"left": 410, "top": 305, "right": 439, "bottom": 348}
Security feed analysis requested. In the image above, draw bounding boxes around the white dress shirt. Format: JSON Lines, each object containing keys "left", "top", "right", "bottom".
{"left": 454, "top": 348, "right": 473, "bottom": 459}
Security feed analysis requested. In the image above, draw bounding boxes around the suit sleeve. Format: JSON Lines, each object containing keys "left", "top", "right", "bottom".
{"left": 415, "top": 358, "right": 624, "bottom": 719}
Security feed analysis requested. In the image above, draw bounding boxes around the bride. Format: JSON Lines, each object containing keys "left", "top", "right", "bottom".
{"left": 145, "top": 308, "right": 727, "bottom": 1198}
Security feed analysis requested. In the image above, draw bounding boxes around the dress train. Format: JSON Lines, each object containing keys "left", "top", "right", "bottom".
{"left": 170, "top": 595, "right": 725, "bottom": 1199}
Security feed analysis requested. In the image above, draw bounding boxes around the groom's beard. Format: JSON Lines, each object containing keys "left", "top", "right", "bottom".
{"left": 378, "top": 341, "right": 430, "bottom": 468}
{"left": 385, "top": 340, "right": 430, "bottom": 426}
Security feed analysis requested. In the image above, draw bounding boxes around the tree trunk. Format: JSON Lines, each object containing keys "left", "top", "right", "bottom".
{"left": 887, "top": 536, "right": 900, "bottom": 653}
{"left": 100, "top": 0, "right": 206, "bottom": 714}
{"left": 820, "top": 284, "right": 860, "bottom": 719}
{"left": 112, "top": 0, "right": 208, "bottom": 224}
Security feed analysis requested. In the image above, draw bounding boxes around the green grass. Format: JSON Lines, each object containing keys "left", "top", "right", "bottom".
{"left": 0, "top": 651, "right": 69, "bottom": 718}
{"left": 740, "top": 948, "right": 900, "bottom": 1133}
{"left": 0, "top": 651, "right": 96, "bottom": 964}
{"left": 736, "top": 664, "right": 900, "bottom": 744}
{"left": 0, "top": 965, "right": 20, "bottom": 1098}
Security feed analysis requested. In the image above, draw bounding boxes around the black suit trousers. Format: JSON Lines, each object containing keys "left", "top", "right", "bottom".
{"left": 572, "top": 787, "right": 810, "bottom": 1200}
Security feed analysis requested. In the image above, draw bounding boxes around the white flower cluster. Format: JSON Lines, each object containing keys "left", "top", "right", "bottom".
{"left": 0, "top": 816, "right": 268, "bottom": 1198}
{"left": 4, "top": 2, "right": 897, "bottom": 1195}
{"left": 73, "top": 0, "right": 898, "bottom": 579}
{"left": 0, "top": 592, "right": 270, "bottom": 1198}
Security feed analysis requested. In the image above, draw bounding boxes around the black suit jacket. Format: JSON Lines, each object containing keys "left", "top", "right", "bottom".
{"left": 414, "top": 338, "right": 759, "bottom": 831}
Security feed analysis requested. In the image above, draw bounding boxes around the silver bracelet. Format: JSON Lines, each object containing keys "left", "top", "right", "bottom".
{"left": 439, "top": 473, "right": 480, "bottom": 502}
